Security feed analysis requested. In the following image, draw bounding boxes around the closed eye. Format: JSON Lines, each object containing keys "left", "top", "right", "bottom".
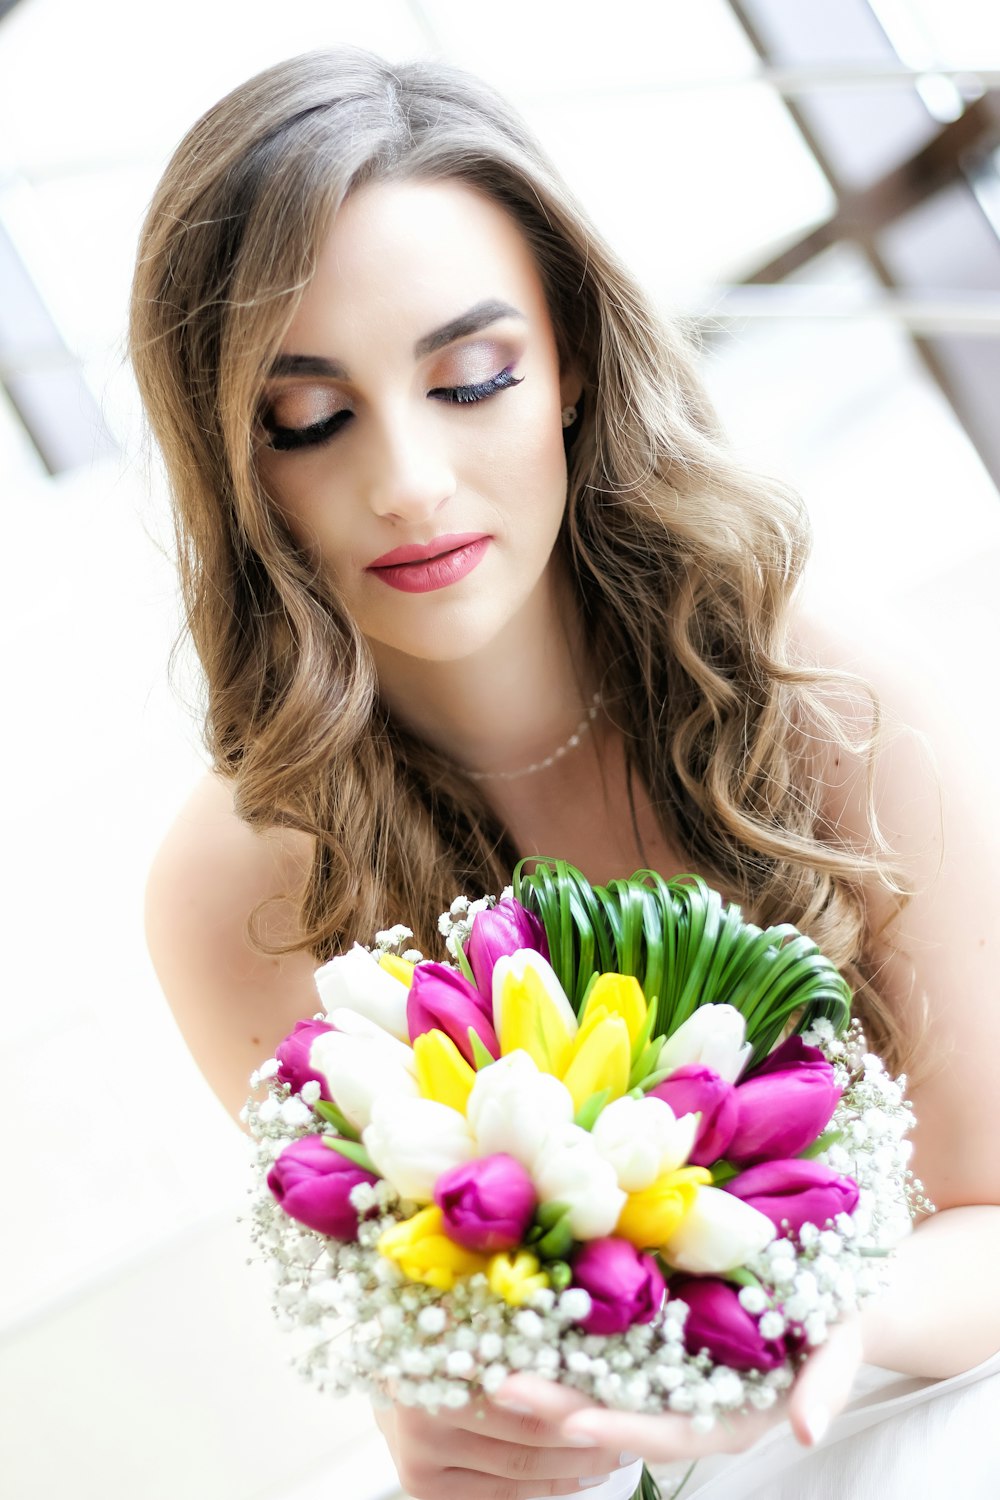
{"left": 429, "top": 368, "right": 523, "bottom": 404}
{"left": 262, "top": 367, "right": 523, "bottom": 452}
{"left": 263, "top": 408, "right": 353, "bottom": 452}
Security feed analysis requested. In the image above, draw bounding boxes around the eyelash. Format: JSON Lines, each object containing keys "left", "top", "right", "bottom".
{"left": 263, "top": 368, "right": 523, "bottom": 452}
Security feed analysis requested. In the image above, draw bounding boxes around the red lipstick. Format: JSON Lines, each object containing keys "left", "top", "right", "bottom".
{"left": 366, "top": 533, "right": 491, "bottom": 593}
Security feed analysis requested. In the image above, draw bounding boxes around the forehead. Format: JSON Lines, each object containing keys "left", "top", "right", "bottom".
{"left": 281, "top": 178, "right": 549, "bottom": 353}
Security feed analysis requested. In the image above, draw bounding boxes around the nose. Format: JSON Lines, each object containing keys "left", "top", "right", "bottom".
{"left": 366, "top": 408, "right": 456, "bottom": 523}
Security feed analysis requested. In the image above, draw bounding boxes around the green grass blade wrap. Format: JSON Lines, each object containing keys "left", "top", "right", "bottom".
{"left": 513, "top": 861, "right": 851, "bottom": 1045}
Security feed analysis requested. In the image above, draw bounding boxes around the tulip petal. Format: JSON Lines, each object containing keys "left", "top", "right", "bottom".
{"left": 496, "top": 964, "right": 575, "bottom": 1075}
{"left": 378, "top": 1206, "right": 489, "bottom": 1290}
{"left": 656, "top": 1004, "right": 753, "bottom": 1084}
{"left": 661, "top": 1184, "right": 776, "bottom": 1274}
{"left": 487, "top": 1250, "right": 550, "bottom": 1306}
{"left": 560, "top": 1015, "right": 632, "bottom": 1113}
{"left": 467, "top": 898, "right": 549, "bottom": 999}
{"left": 412, "top": 1029, "right": 477, "bottom": 1113}
{"left": 493, "top": 952, "right": 578, "bottom": 1057}
{"left": 314, "top": 944, "right": 411, "bottom": 1041}
{"left": 580, "top": 974, "right": 648, "bottom": 1051}
{"left": 616, "top": 1166, "right": 712, "bottom": 1249}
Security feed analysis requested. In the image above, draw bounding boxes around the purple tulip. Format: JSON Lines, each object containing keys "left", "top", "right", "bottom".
{"left": 275, "top": 1018, "right": 335, "bottom": 1098}
{"left": 407, "top": 962, "right": 499, "bottom": 1065}
{"left": 727, "top": 1039, "right": 841, "bottom": 1163}
{"left": 675, "top": 1277, "right": 786, "bottom": 1372}
{"left": 727, "top": 1158, "right": 860, "bottom": 1235}
{"left": 267, "top": 1135, "right": 378, "bottom": 1239}
{"left": 650, "top": 1065, "right": 738, "bottom": 1166}
{"left": 466, "top": 897, "right": 549, "bottom": 1004}
{"left": 570, "top": 1238, "right": 667, "bottom": 1335}
{"left": 434, "top": 1153, "right": 537, "bottom": 1253}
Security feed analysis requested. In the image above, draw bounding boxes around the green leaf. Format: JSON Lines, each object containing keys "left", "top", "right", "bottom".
{"left": 630, "top": 994, "right": 658, "bottom": 1067}
{"left": 313, "top": 1100, "right": 359, "bottom": 1140}
{"left": 800, "top": 1128, "right": 844, "bottom": 1159}
{"left": 722, "top": 1266, "right": 764, "bottom": 1289}
{"left": 547, "top": 1260, "right": 573, "bottom": 1293}
{"left": 637, "top": 1462, "right": 666, "bottom": 1500}
{"left": 535, "top": 1199, "right": 571, "bottom": 1230}
{"left": 710, "top": 1159, "right": 740, "bottom": 1186}
{"left": 536, "top": 1217, "right": 575, "bottom": 1261}
{"left": 628, "top": 1038, "right": 663, "bottom": 1091}
{"left": 321, "top": 1136, "right": 377, "bottom": 1174}
{"left": 453, "top": 937, "right": 477, "bottom": 987}
{"left": 574, "top": 1088, "right": 611, "bottom": 1131}
{"left": 468, "top": 1028, "right": 496, "bottom": 1071}
{"left": 515, "top": 862, "right": 853, "bottom": 1065}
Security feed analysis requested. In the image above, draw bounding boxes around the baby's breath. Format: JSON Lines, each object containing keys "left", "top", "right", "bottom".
{"left": 246, "top": 983, "right": 919, "bottom": 1420}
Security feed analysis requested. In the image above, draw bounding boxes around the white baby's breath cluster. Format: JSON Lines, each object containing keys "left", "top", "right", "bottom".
{"left": 245, "top": 1014, "right": 920, "bottom": 1427}
{"left": 370, "top": 923, "right": 424, "bottom": 965}
{"left": 437, "top": 888, "right": 510, "bottom": 961}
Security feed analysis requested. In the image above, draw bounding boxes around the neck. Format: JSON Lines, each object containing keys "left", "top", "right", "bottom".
{"left": 369, "top": 567, "right": 595, "bottom": 776}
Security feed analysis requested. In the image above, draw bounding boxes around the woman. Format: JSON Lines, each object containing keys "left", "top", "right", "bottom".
{"left": 131, "top": 48, "right": 1000, "bottom": 1499}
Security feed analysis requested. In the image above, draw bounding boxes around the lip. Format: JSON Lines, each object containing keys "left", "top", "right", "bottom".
{"left": 366, "top": 533, "right": 491, "bottom": 595}
{"left": 368, "top": 533, "right": 490, "bottom": 568}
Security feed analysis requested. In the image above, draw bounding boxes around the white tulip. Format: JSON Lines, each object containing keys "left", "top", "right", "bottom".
{"left": 491, "top": 949, "right": 579, "bottom": 1039}
{"left": 466, "top": 1050, "right": 575, "bottom": 1168}
{"left": 533, "top": 1122, "right": 626, "bottom": 1240}
{"left": 591, "top": 1095, "right": 700, "bottom": 1191}
{"left": 662, "top": 1185, "right": 776, "bottom": 1274}
{"left": 363, "top": 1096, "right": 476, "bottom": 1203}
{"left": 656, "top": 1004, "right": 753, "bottom": 1084}
{"left": 313, "top": 943, "right": 411, "bottom": 1041}
{"left": 309, "top": 1026, "right": 418, "bottom": 1131}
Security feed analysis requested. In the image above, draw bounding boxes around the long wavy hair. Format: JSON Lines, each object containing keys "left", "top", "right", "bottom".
{"left": 129, "top": 48, "right": 912, "bottom": 1068}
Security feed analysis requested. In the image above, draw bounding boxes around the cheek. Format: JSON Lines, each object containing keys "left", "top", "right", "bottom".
{"left": 475, "top": 390, "right": 567, "bottom": 516}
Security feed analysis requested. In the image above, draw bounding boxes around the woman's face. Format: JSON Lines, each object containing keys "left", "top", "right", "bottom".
{"left": 255, "top": 178, "right": 580, "bottom": 667}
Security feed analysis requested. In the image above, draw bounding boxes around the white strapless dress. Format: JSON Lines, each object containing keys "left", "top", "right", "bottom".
{"left": 647, "top": 1347, "right": 1000, "bottom": 1498}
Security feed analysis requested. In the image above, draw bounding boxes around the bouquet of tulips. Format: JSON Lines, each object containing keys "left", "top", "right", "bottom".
{"left": 246, "top": 863, "right": 923, "bottom": 1500}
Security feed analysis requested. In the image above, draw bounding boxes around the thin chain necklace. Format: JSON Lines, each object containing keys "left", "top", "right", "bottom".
{"left": 464, "top": 692, "right": 603, "bottom": 783}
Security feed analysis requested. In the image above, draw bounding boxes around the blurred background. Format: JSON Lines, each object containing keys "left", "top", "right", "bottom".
{"left": 2, "top": 2, "right": 998, "bottom": 1496}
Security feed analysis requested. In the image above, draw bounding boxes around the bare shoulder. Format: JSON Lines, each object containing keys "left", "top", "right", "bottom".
{"left": 146, "top": 771, "right": 321, "bottom": 1125}
{"left": 789, "top": 607, "right": 1000, "bottom": 1212}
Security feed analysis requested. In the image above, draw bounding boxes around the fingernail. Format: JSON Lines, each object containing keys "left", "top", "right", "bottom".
{"left": 803, "top": 1406, "right": 829, "bottom": 1445}
{"left": 619, "top": 1451, "right": 642, "bottom": 1466}
{"left": 580, "top": 1477, "right": 611, "bottom": 1490}
{"left": 563, "top": 1426, "right": 600, "bottom": 1447}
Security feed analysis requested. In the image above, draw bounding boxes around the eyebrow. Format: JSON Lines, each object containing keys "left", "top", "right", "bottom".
{"left": 413, "top": 298, "right": 524, "bottom": 357}
{"left": 267, "top": 298, "right": 524, "bottom": 380}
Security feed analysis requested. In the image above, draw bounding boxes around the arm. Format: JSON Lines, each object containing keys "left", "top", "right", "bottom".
{"left": 145, "top": 771, "right": 321, "bottom": 1126}
{"left": 498, "top": 626, "right": 1000, "bottom": 1458}
{"left": 147, "top": 778, "right": 634, "bottom": 1497}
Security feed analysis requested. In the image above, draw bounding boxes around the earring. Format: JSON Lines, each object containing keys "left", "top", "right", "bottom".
{"left": 561, "top": 404, "right": 578, "bottom": 429}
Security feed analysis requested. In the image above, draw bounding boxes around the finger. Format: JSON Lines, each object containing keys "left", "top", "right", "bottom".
{"left": 402, "top": 1466, "right": 622, "bottom": 1500}
{"left": 788, "top": 1316, "right": 863, "bottom": 1448}
{"left": 398, "top": 1392, "right": 572, "bottom": 1447}
{"left": 555, "top": 1402, "right": 780, "bottom": 1464}
{"left": 421, "top": 1430, "right": 638, "bottom": 1484}
{"left": 493, "top": 1374, "right": 597, "bottom": 1425}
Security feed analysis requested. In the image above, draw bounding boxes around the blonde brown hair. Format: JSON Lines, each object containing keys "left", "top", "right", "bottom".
{"left": 130, "top": 48, "right": 910, "bottom": 1066}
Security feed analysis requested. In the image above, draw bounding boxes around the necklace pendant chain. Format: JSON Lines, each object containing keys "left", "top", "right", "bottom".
{"left": 465, "top": 692, "right": 603, "bottom": 783}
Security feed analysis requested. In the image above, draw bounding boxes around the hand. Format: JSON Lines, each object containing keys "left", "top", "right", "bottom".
{"left": 372, "top": 1387, "right": 639, "bottom": 1499}
{"left": 495, "top": 1313, "right": 864, "bottom": 1466}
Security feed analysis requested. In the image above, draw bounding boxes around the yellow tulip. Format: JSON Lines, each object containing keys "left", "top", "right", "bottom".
{"left": 580, "top": 973, "right": 648, "bottom": 1049}
{"left": 487, "top": 1249, "right": 550, "bottom": 1306}
{"left": 615, "top": 1166, "right": 713, "bottom": 1250}
{"left": 378, "top": 954, "right": 415, "bottom": 988}
{"left": 560, "top": 1014, "right": 631, "bottom": 1113}
{"left": 497, "top": 965, "right": 575, "bottom": 1076}
{"left": 378, "top": 1206, "right": 489, "bottom": 1291}
{"left": 412, "top": 1030, "right": 477, "bottom": 1113}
